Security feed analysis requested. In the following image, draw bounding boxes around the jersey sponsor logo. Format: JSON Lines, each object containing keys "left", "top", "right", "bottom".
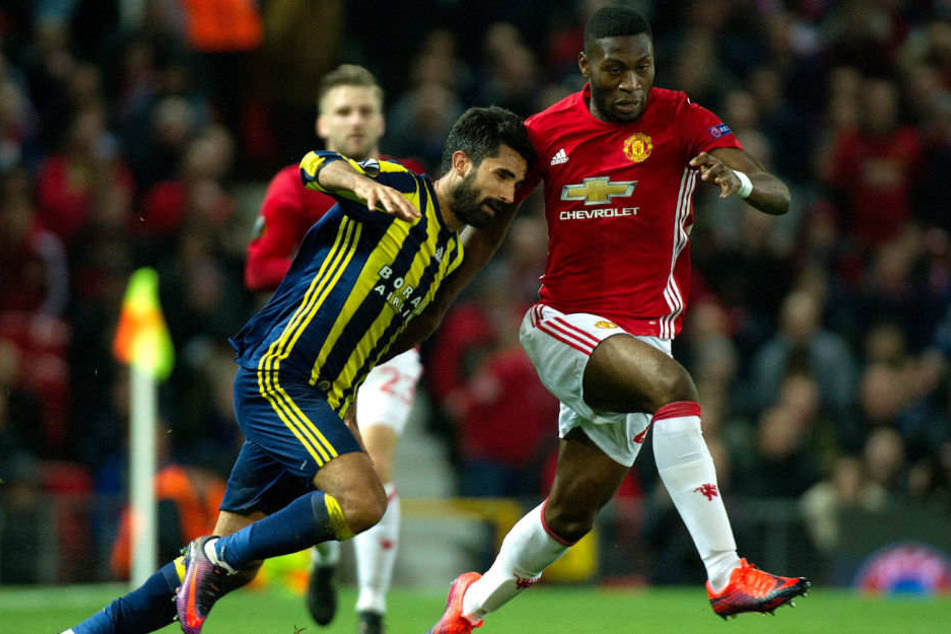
{"left": 623, "top": 132, "right": 653, "bottom": 163}
{"left": 559, "top": 207, "right": 638, "bottom": 220}
{"left": 372, "top": 264, "right": 422, "bottom": 319}
{"left": 561, "top": 177, "right": 636, "bottom": 205}
{"left": 708, "top": 123, "right": 732, "bottom": 139}
{"left": 594, "top": 320, "right": 618, "bottom": 329}
{"left": 550, "top": 148, "right": 569, "bottom": 165}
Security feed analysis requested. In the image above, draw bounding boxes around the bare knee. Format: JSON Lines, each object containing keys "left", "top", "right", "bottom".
{"left": 655, "top": 364, "right": 699, "bottom": 409}
{"left": 648, "top": 365, "right": 698, "bottom": 412}
{"left": 336, "top": 485, "right": 387, "bottom": 535}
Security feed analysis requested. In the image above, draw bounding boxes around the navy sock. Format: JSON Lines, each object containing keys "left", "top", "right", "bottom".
{"left": 215, "top": 490, "right": 352, "bottom": 570}
{"left": 72, "top": 560, "right": 180, "bottom": 634}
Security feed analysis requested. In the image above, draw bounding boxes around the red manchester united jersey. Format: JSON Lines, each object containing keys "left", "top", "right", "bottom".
{"left": 525, "top": 85, "right": 742, "bottom": 338}
{"left": 245, "top": 156, "right": 425, "bottom": 292}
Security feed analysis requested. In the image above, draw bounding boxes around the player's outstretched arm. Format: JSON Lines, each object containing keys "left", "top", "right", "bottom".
{"left": 301, "top": 152, "right": 421, "bottom": 221}
{"left": 692, "top": 147, "right": 790, "bottom": 215}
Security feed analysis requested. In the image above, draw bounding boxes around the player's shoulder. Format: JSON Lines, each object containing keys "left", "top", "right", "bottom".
{"left": 271, "top": 163, "right": 304, "bottom": 186}
{"left": 648, "top": 87, "right": 693, "bottom": 113}
{"left": 264, "top": 163, "right": 309, "bottom": 200}
{"left": 526, "top": 90, "right": 583, "bottom": 129}
{"left": 381, "top": 154, "right": 426, "bottom": 175}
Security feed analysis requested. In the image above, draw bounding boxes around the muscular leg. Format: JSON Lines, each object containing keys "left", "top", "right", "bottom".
{"left": 461, "top": 429, "right": 628, "bottom": 620}
{"left": 583, "top": 334, "right": 739, "bottom": 589}
{"left": 213, "top": 452, "right": 386, "bottom": 570}
{"left": 583, "top": 333, "right": 698, "bottom": 413}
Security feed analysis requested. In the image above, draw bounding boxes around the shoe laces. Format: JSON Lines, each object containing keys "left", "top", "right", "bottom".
{"left": 195, "top": 567, "right": 229, "bottom": 611}
{"left": 732, "top": 560, "right": 779, "bottom": 597}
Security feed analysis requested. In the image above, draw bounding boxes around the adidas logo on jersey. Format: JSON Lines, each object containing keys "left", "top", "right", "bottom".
{"left": 550, "top": 148, "right": 569, "bottom": 165}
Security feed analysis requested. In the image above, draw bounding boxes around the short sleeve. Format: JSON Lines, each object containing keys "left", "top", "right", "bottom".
{"left": 680, "top": 100, "right": 744, "bottom": 158}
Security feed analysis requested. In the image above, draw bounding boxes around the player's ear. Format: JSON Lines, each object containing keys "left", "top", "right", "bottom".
{"left": 316, "top": 115, "right": 327, "bottom": 141}
{"left": 451, "top": 150, "right": 470, "bottom": 176}
{"left": 579, "top": 51, "right": 589, "bottom": 79}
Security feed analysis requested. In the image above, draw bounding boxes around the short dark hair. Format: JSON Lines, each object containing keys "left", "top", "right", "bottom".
{"left": 438, "top": 106, "right": 536, "bottom": 176}
{"left": 317, "top": 64, "right": 384, "bottom": 112}
{"left": 584, "top": 5, "right": 652, "bottom": 53}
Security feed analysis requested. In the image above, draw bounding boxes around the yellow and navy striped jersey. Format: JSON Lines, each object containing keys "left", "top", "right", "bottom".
{"left": 230, "top": 151, "right": 464, "bottom": 415}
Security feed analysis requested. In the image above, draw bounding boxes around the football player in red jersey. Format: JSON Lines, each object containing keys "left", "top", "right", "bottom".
{"left": 425, "top": 7, "right": 809, "bottom": 632}
{"left": 245, "top": 64, "right": 426, "bottom": 634}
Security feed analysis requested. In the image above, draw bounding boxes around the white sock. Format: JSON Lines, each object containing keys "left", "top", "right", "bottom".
{"left": 203, "top": 537, "right": 237, "bottom": 574}
{"left": 355, "top": 482, "right": 400, "bottom": 614}
{"left": 652, "top": 402, "right": 739, "bottom": 592}
{"left": 311, "top": 539, "right": 341, "bottom": 568}
{"left": 462, "top": 500, "right": 571, "bottom": 621}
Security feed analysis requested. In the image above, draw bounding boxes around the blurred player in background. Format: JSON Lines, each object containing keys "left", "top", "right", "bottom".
{"left": 427, "top": 7, "right": 809, "bottom": 633}
{"left": 245, "top": 64, "right": 425, "bottom": 634}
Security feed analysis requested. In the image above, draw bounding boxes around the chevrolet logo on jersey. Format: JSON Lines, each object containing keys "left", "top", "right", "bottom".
{"left": 561, "top": 177, "right": 636, "bottom": 205}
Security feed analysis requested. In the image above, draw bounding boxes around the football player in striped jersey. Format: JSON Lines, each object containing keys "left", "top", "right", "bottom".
{"left": 59, "top": 105, "right": 534, "bottom": 634}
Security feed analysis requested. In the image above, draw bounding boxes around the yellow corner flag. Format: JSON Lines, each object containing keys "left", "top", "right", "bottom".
{"left": 113, "top": 268, "right": 174, "bottom": 381}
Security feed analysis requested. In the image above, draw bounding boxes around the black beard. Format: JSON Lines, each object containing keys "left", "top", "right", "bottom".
{"left": 590, "top": 87, "right": 639, "bottom": 123}
{"left": 451, "top": 171, "right": 499, "bottom": 229}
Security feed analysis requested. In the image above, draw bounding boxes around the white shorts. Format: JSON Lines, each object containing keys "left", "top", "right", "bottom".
{"left": 355, "top": 348, "right": 422, "bottom": 435}
{"left": 519, "top": 304, "right": 672, "bottom": 467}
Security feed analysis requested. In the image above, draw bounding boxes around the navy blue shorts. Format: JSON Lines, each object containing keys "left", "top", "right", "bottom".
{"left": 220, "top": 366, "right": 362, "bottom": 515}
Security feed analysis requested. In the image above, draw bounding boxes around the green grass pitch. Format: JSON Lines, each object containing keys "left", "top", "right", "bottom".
{"left": 5, "top": 583, "right": 949, "bottom": 634}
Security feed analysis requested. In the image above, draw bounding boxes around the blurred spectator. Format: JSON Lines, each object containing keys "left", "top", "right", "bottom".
{"left": 749, "top": 290, "right": 857, "bottom": 414}
{"left": 800, "top": 455, "right": 888, "bottom": 553}
{"left": 475, "top": 22, "right": 540, "bottom": 116}
{"left": 826, "top": 0, "right": 905, "bottom": 77}
{"left": 455, "top": 338, "right": 558, "bottom": 498}
{"left": 423, "top": 264, "right": 524, "bottom": 460}
{"left": 385, "top": 45, "right": 466, "bottom": 171}
{"left": 126, "top": 95, "right": 195, "bottom": 195}
{"left": 0, "top": 75, "right": 41, "bottom": 172}
{"left": 501, "top": 212, "right": 548, "bottom": 306}
{"left": 823, "top": 77, "right": 923, "bottom": 249}
{"left": 857, "top": 230, "right": 947, "bottom": 351}
{"left": 178, "top": 0, "right": 262, "bottom": 137}
{"left": 0, "top": 337, "right": 42, "bottom": 465}
{"left": 0, "top": 166, "right": 68, "bottom": 315}
{"left": 748, "top": 289, "right": 861, "bottom": 455}
{"left": 863, "top": 426, "right": 908, "bottom": 498}
{"left": 19, "top": 17, "right": 77, "bottom": 151}
{"left": 737, "top": 404, "right": 821, "bottom": 499}
{"left": 34, "top": 104, "right": 134, "bottom": 247}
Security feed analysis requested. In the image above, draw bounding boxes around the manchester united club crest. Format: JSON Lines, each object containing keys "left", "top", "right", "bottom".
{"left": 594, "top": 320, "right": 618, "bottom": 329}
{"left": 623, "top": 132, "right": 653, "bottom": 163}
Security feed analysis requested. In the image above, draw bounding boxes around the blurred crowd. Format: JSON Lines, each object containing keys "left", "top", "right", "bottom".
{"left": 0, "top": 0, "right": 949, "bottom": 584}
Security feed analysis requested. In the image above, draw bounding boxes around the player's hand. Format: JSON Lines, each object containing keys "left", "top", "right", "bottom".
{"left": 353, "top": 178, "right": 421, "bottom": 221}
{"left": 689, "top": 151, "right": 741, "bottom": 199}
